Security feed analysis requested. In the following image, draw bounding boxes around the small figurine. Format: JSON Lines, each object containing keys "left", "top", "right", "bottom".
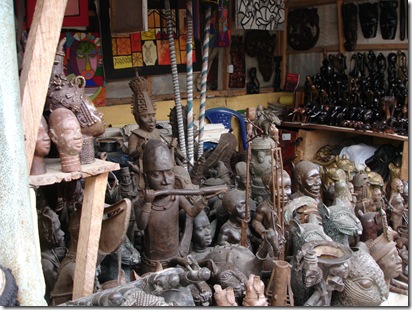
{"left": 48, "top": 108, "right": 83, "bottom": 173}
{"left": 246, "top": 67, "right": 260, "bottom": 94}
{"left": 216, "top": 189, "right": 254, "bottom": 252}
{"left": 30, "top": 115, "right": 51, "bottom": 175}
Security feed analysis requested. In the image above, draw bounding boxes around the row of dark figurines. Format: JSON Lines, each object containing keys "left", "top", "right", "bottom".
{"left": 35, "top": 135, "right": 408, "bottom": 306}
{"left": 289, "top": 50, "right": 408, "bottom": 136}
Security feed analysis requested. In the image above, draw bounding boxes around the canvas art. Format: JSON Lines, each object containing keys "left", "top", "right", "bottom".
{"left": 111, "top": 8, "right": 196, "bottom": 72}
{"left": 236, "top": 0, "right": 285, "bottom": 30}
{"left": 63, "top": 32, "right": 106, "bottom": 106}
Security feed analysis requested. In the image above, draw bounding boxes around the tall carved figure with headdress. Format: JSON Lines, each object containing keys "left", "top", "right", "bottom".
{"left": 128, "top": 76, "right": 164, "bottom": 191}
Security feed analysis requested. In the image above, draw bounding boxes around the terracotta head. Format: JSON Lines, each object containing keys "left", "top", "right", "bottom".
{"left": 49, "top": 108, "right": 83, "bottom": 156}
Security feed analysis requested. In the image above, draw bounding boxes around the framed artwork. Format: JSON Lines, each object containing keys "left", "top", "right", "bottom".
{"left": 235, "top": 0, "right": 285, "bottom": 30}
{"left": 26, "top": 0, "right": 89, "bottom": 28}
{"left": 99, "top": 0, "right": 202, "bottom": 80}
{"left": 63, "top": 32, "right": 106, "bottom": 106}
{"left": 210, "top": 0, "right": 231, "bottom": 48}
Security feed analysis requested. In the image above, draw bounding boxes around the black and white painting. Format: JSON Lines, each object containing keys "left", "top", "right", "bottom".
{"left": 236, "top": 0, "right": 285, "bottom": 30}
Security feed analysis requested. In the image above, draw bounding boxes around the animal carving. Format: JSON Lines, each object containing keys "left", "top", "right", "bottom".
{"left": 318, "top": 200, "right": 363, "bottom": 246}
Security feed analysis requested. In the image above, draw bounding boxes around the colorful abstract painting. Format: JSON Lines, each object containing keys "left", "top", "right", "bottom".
{"left": 110, "top": 8, "right": 196, "bottom": 71}
{"left": 235, "top": 0, "right": 285, "bottom": 30}
{"left": 63, "top": 32, "right": 106, "bottom": 106}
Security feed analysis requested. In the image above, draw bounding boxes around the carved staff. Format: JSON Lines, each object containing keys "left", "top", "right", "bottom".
{"left": 150, "top": 184, "right": 228, "bottom": 198}
{"left": 197, "top": 1, "right": 216, "bottom": 158}
{"left": 186, "top": 0, "right": 195, "bottom": 169}
{"left": 165, "top": 0, "right": 187, "bottom": 169}
{"left": 241, "top": 108, "right": 255, "bottom": 247}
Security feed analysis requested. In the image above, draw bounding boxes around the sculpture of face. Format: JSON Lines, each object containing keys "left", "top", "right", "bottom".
{"left": 380, "top": 1, "right": 398, "bottom": 40}
{"left": 49, "top": 108, "right": 83, "bottom": 156}
{"left": 143, "top": 140, "right": 175, "bottom": 190}
{"left": 359, "top": 2, "right": 378, "bottom": 38}
{"left": 257, "top": 151, "right": 265, "bottom": 163}
{"left": 137, "top": 112, "right": 156, "bottom": 132}
{"left": 293, "top": 161, "right": 322, "bottom": 199}
{"left": 391, "top": 178, "right": 404, "bottom": 194}
{"left": 192, "top": 211, "right": 212, "bottom": 251}
{"left": 377, "top": 246, "right": 403, "bottom": 283}
{"left": 263, "top": 170, "right": 292, "bottom": 205}
{"left": 35, "top": 116, "right": 51, "bottom": 157}
{"left": 331, "top": 247, "right": 388, "bottom": 306}
{"left": 223, "top": 189, "right": 248, "bottom": 223}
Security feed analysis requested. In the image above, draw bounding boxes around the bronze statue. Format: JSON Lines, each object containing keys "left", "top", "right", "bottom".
{"left": 331, "top": 244, "right": 388, "bottom": 306}
{"left": 128, "top": 77, "right": 163, "bottom": 190}
{"left": 38, "top": 206, "right": 67, "bottom": 304}
{"left": 251, "top": 170, "right": 290, "bottom": 260}
{"left": 48, "top": 108, "right": 83, "bottom": 173}
{"left": 366, "top": 213, "right": 403, "bottom": 297}
{"left": 30, "top": 115, "right": 51, "bottom": 175}
{"left": 290, "top": 160, "right": 322, "bottom": 203}
{"left": 134, "top": 139, "right": 207, "bottom": 274}
{"left": 216, "top": 189, "right": 254, "bottom": 251}
{"left": 388, "top": 178, "right": 406, "bottom": 231}
{"left": 318, "top": 200, "right": 363, "bottom": 247}
{"left": 291, "top": 239, "right": 352, "bottom": 306}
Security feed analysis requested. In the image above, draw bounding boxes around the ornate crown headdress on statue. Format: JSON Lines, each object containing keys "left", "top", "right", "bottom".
{"left": 129, "top": 75, "right": 156, "bottom": 117}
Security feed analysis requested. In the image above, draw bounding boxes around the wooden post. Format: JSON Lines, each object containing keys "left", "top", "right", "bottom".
{"left": 72, "top": 172, "right": 109, "bottom": 299}
{"left": 19, "top": 0, "right": 68, "bottom": 173}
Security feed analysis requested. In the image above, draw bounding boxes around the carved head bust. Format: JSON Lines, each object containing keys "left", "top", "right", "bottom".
{"left": 31, "top": 115, "right": 51, "bottom": 175}
{"left": 292, "top": 160, "right": 322, "bottom": 201}
{"left": 48, "top": 108, "right": 83, "bottom": 172}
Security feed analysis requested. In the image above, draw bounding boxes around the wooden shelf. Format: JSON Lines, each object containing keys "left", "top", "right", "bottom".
{"left": 30, "top": 157, "right": 120, "bottom": 300}
{"left": 279, "top": 121, "right": 408, "bottom": 180}
{"left": 280, "top": 122, "right": 408, "bottom": 142}
{"left": 29, "top": 158, "right": 120, "bottom": 187}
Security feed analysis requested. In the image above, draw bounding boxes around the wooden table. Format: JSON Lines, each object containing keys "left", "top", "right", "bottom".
{"left": 30, "top": 158, "right": 120, "bottom": 299}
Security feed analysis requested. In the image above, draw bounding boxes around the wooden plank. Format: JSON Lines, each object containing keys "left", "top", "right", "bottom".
{"left": 20, "top": 0, "right": 68, "bottom": 173}
{"left": 29, "top": 158, "right": 120, "bottom": 187}
{"left": 401, "top": 141, "right": 408, "bottom": 180}
{"left": 72, "top": 172, "right": 109, "bottom": 299}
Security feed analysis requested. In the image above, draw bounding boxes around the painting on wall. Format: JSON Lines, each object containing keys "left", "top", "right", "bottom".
{"left": 63, "top": 32, "right": 107, "bottom": 106}
{"left": 99, "top": 0, "right": 202, "bottom": 79}
{"left": 27, "top": 0, "right": 89, "bottom": 28}
{"left": 235, "top": 0, "right": 285, "bottom": 30}
{"left": 210, "top": 0, "right": 231, "bottom": 48}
